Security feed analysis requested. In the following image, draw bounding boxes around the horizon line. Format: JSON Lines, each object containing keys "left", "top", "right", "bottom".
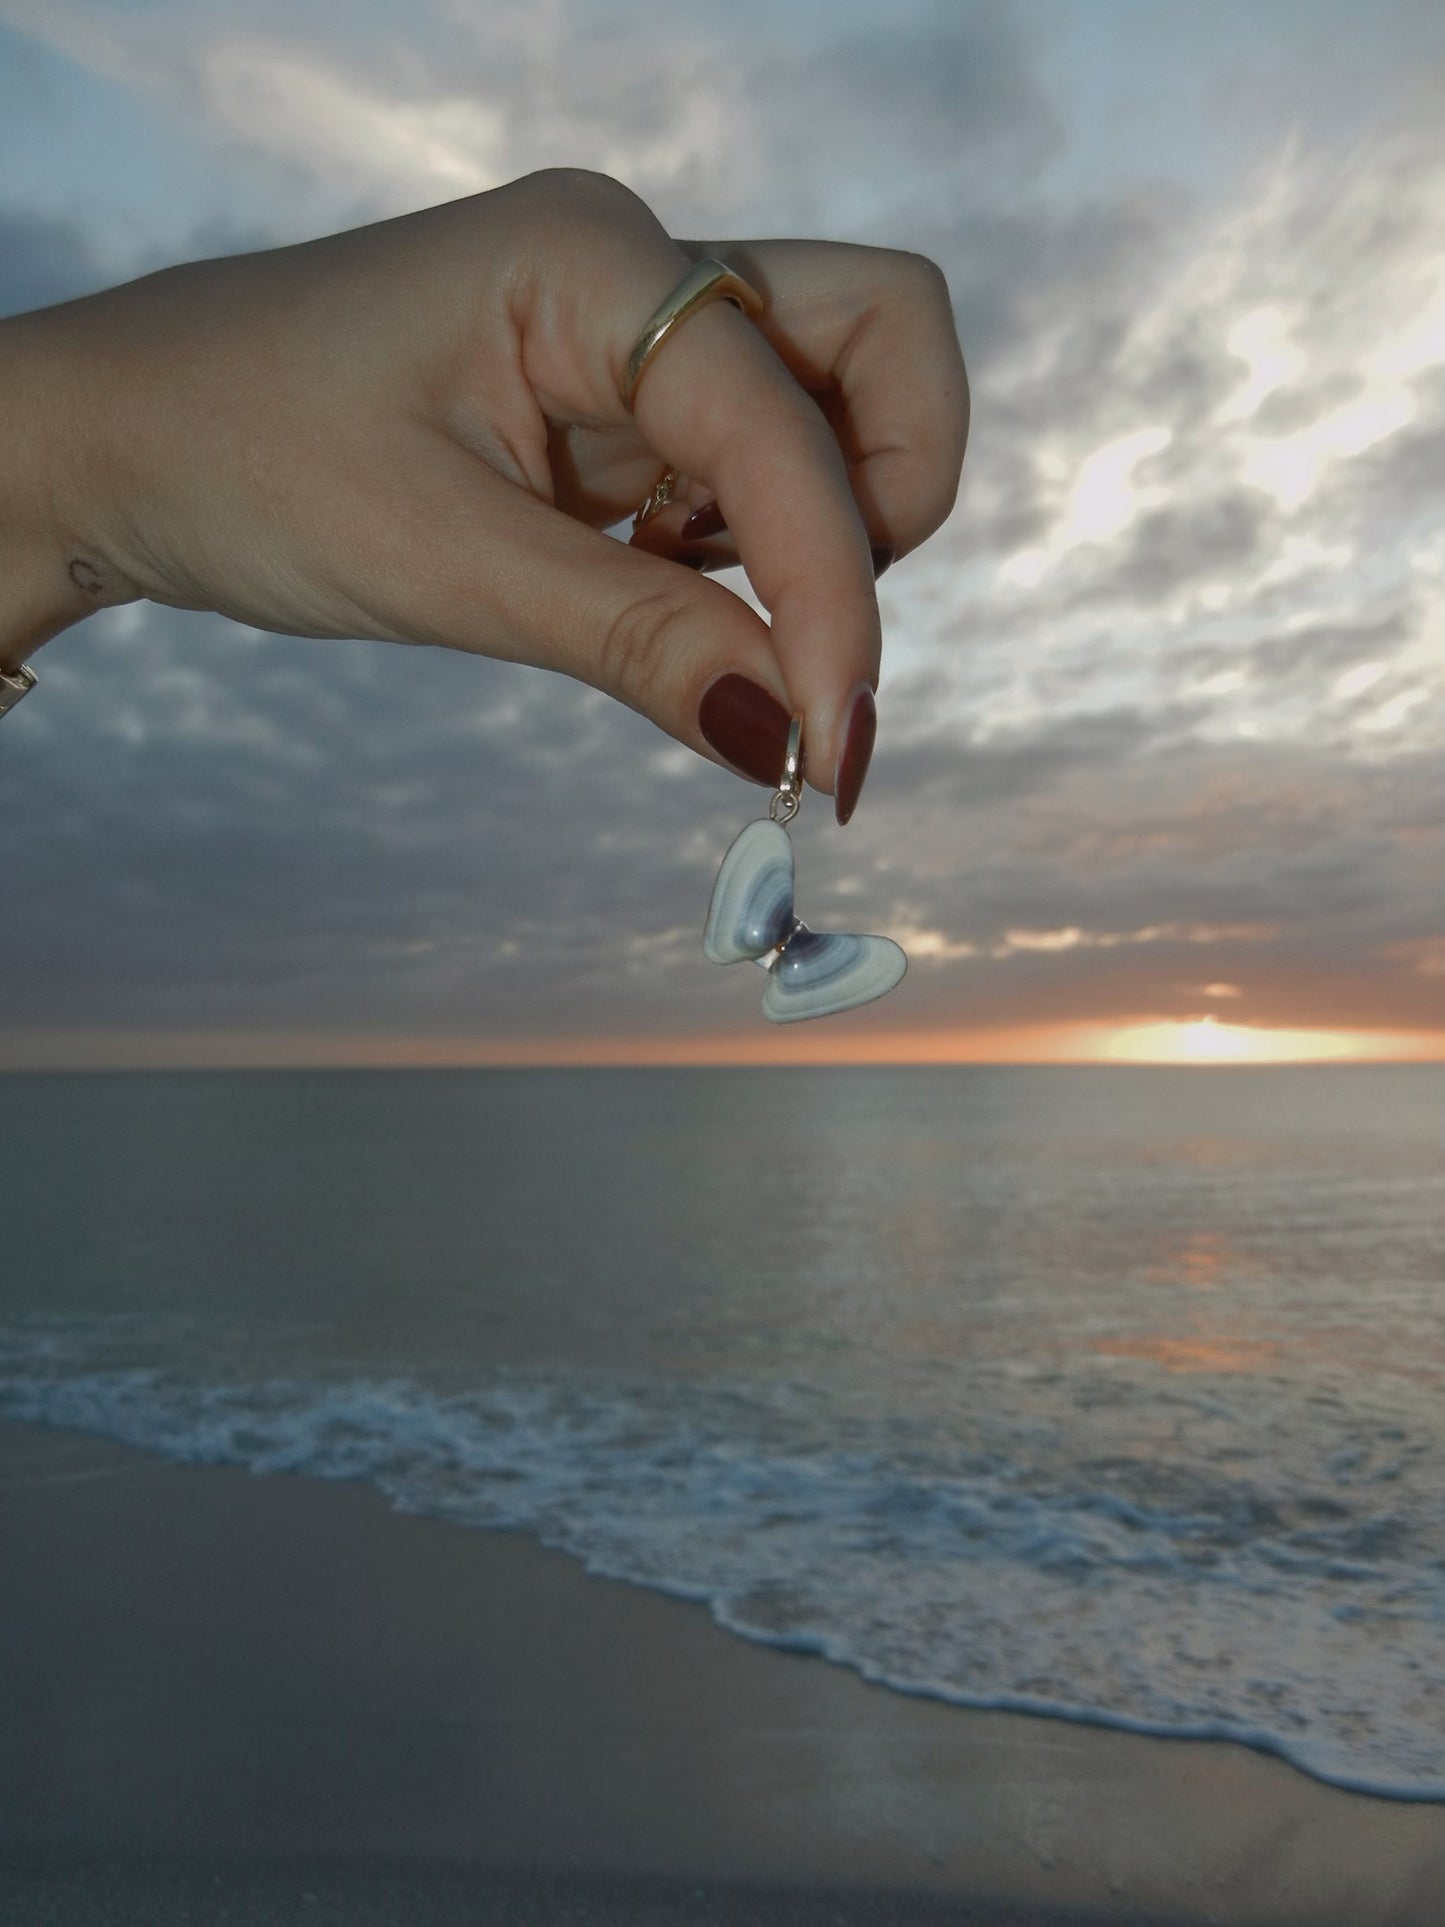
{"left": 3, "top": 1019, "right": 1444, "bottom": 1073}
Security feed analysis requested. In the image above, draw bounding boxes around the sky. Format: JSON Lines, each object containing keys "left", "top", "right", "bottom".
{"left": 0, "top": 0, "right": 1442, "bottom": 1068}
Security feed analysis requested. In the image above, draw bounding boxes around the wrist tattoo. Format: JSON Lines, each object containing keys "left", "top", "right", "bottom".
{"left": 68, "top": 557, "right": 105, "bottom": 596}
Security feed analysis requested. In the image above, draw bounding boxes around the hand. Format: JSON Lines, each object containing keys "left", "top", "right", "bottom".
{"left": 0, "top": 169, "right": 968, "bottom": 821}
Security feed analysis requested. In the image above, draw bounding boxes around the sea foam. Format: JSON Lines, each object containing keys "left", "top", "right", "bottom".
{"left": 3, "top": 1320, "right": 1442, "bottom": 1802}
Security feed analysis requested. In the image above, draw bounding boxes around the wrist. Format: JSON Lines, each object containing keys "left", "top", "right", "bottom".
{"left": 0, "top": 306, "right": 140, "bottom": 675}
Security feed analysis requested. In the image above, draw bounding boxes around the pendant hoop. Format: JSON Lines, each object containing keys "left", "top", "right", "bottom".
{"left": 768, "top": 714, "right": 805, "bottom": 824}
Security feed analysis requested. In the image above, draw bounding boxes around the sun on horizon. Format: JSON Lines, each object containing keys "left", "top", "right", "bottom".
{"left": 1092, "top": 1016, "right": 1429, "bottom": 1066}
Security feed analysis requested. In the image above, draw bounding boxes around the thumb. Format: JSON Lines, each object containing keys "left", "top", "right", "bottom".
{"left": 359, "top": 443, "right": 797, "bottom": 789}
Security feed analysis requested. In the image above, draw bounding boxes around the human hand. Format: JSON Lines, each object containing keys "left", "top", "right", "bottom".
{"left": 0, "top": 169, "right": 968, "bottom": 821}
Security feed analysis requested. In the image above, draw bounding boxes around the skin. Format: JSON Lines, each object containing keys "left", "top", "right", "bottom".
{"left": 0, "top": 167, "right": 969, "bottom": 807}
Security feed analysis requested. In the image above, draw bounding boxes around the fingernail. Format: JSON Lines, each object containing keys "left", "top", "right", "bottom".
{"left": 870, "top": 543, "right": 896, "bottom": 580}
{"left": 835, "top": 684, "right": 877, "bottom": 826}
{"left": 681, "top": 500, "right": 727, "bottom": 541}
{"left": 698, "top": 673, "right": 791, "bottom": 786}
{"left": 674, "top": 550, "right": 709, "bottom": 570}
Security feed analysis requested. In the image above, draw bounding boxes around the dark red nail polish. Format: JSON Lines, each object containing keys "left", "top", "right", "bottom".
{"left": 674, "top": 550, "right": 709, "bottom": 570}
{"left": 681, "top": 500, "right": 727, "bottom": 541}
{"left": 871, "top": 543, "right": 896, "bottom": 580}
{"left": 835, "top": 685, "right": 876, "bottom": 826}
{"left": 698, "top": 673, "right": 791, "bottom": 786}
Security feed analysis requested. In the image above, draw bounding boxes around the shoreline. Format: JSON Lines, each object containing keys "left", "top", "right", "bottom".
{"left": 3, "top": 1419, "right": 1443, "bottom": 1924}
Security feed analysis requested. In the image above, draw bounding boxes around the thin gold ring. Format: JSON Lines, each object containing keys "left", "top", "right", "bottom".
{"left": 620, "top": 257, "right": 765, "bottom": 414}
{"left": 632, "top": 466, "right": 677, "bottom": 535}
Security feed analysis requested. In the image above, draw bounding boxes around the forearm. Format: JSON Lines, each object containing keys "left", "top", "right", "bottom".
{"left": 0, "top": 306, "right": 138, "bottom": 677}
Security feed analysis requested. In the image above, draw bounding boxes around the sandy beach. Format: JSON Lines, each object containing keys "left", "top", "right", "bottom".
{"left": 1, "top": 1419, "right": 1442, "bottom": 1925}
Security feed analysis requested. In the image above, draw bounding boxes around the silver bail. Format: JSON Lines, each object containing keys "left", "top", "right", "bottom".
{"left": 0, "top": 663, "right": 37, "bottom": 720}
{"left": 768, "top": 713, "right": 805, "bottom": 825}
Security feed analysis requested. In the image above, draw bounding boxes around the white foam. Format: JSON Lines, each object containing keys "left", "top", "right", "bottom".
{"left": 2, "top": 1323, "right": 1443, "bottom": 1802}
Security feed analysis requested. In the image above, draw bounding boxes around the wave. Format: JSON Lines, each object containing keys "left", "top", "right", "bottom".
{"left": 2, "top": 1325, "right": 1442, "bottom": 1803}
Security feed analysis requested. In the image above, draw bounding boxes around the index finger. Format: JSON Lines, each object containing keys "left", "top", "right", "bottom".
{"left": 625, "top": 291, "right": 882, "bottom": 816}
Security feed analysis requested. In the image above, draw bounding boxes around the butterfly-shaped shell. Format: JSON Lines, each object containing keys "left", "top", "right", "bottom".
{"left": 703, "top": 818, "right": 907, "bottom": 1024}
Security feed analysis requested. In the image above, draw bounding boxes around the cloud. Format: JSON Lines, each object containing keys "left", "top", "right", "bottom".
{"left": 1, "top": 0, "right": 1054, "bottom": 239}
{"left": 7, "top": 603, "right": 1439, "bottom": 1049}
{"left": 1068, "top": 488, "right": 1272, "bottom": 608}
{"left": 0, "top": 203, "right": 112, "bottom": 315}
{"left": 888, "top": 110, "right": 1445, "bottom": 803}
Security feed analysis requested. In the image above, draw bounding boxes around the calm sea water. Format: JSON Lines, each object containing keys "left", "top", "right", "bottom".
{"left": 1, "top": 1067, "right": 1441, "bottom": 1797}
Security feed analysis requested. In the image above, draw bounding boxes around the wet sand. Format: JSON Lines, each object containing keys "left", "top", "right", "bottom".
{"left": 2, "top": 1420, "right": 1441, "bottom": 1923}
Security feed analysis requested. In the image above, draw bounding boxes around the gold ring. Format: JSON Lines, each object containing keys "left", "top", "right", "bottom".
{"left": 620, "top": 257, "right": 765, "bottom": 413}
{"left": 632, "top": 466, "right": 678, "bottom": 535}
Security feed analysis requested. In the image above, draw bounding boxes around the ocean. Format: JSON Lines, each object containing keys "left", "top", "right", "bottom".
{"left": 1, "top": 1066, "right": 1441, "bottom": 1799}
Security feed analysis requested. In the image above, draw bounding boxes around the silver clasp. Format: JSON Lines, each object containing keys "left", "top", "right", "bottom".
{"left": 0, "top": 664, "right": 37, "bottom": 721}
{"left": 768, "top": 713, "right": 805, "bottom": 825}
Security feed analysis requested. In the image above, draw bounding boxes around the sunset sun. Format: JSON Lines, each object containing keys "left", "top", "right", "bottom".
{"left": 1100, "top": 1018, "right": 1376, "bottom": 1065}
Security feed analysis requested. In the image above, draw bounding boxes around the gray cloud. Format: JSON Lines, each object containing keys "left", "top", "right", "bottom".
{"left": 1091, "top": 490, "right": 1271, "bottom": 605}
{"left": 1343, "top": 374, "right": 1445, "bottom": 530}
{"left": 7, "top": 603, "right": 1439, "bottom": 1050}
{"left": 0, "top": 204, "right": 113, "bottom": 316}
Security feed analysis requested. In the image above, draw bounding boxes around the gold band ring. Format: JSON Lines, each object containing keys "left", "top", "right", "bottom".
{"left": 632, "top": 467, "right": 678, "bottom": 535}
{"left": 620, "top": 257, "right": 765, "bottom": 413}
